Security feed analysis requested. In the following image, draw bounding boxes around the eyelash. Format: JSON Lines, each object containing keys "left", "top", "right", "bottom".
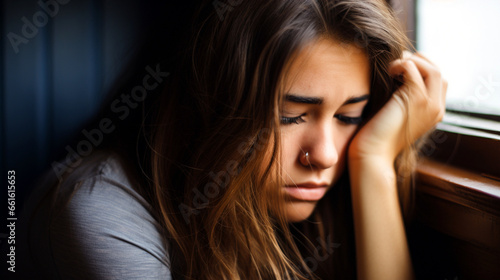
{"left": 280, "top": 115, "right": 306, "bottom": 125}
{"left": 279, "top": 114, "right": 363, "bottom": 125}
{"left": 334, "top": 115, "right": 363, "bottom": 125}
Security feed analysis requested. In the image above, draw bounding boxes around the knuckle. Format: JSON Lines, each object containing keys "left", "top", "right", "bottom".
{"left": 436, "top": 109, "right": 445, "bottom": 122}
{"left": 429, "top": 67, "right": 442, "bottom": 78}
{"left": 418, "top": 95, "right": 430, "bottom": 107}
{"left": 404, "top": 60, "right": 416, "bottom": 68}
{"left": 402, "top": 50, "right": 413, "bottom": 59}
{"left": 432, "top": 103, "right": 445, "bottom": 121}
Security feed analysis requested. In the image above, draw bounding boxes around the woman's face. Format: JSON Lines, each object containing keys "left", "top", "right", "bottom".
{"left": 279, "top": 38, "right": 371, "bottom": 222}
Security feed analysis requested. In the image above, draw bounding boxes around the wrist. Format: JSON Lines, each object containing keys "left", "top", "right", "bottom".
{"left": 348, "top": 143, "right": 397, "bottom": 166}
{"left": 348, "top": 154, "right": 397, "bottom": 193}
{"left": 348, "top": 133, "right": 401, "bottom": 164}
{"left": 348, "top": 154, "right": 395, "bottom": 171}
{"left": 348, "top": 146, "right": 396, "bottom": 178}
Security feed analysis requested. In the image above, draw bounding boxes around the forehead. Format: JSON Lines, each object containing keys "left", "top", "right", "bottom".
{"left": 282, "top": 38, "right": 371, "bottom": 101}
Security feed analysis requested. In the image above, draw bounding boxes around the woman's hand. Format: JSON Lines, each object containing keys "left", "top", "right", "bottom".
{"left": 349, "top": 51, "right": 448, "bottom": 163}
{"left": 347, "top": 51, "right": 447, "bottom": 280}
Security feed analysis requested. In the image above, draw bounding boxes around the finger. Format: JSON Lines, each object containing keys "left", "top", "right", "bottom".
{"left": 388, "top": 59, "right": 426, "bottom": 95}
{"left": 397, "top": 51, "right": 443, "bottom": 94}
{"left": 404, "top": 55, "right": 443, "bottom": 99}
{"left": 413, "top": 52, "right": 438, "bottom": 68}
{"left": 402, "top": 50, "right": 413, "bottom": 60}
{"left": 408, "top": 54, "right": 448, "bottom": 112}
{"left": 441, "top": 78, "right": 448, "bottom": 105}
{"left": 406, "top": 55, "right": 448, "bottom": 123}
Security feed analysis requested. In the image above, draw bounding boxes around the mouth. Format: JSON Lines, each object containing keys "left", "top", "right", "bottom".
{"left": 284, "top": 182, "right": 330, "bottom": 201}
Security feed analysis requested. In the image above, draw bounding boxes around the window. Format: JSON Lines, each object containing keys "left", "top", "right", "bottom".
{"left": 412, "top": 0, "right": 500, "bottom": 176}
{"left": 391, "top": 0, "right": 500, "bottom": 278}
{"left": 416, "top": 0, "right": 500, "bottom": 115}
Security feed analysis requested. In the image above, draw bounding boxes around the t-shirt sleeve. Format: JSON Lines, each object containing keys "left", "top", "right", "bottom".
{"left": 48, "top": 174, "right": 172, "bottom": 280}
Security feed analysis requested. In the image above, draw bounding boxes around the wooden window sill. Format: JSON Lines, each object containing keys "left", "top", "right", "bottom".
{"left": 413, "top": 157, "right": 500, "bottom": 279}
{"left": 416, "top": 157, "right": 500, "bottom": 219}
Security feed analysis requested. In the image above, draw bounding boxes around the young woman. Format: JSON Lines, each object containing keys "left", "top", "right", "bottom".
{"left": 20, "top": 0, "right": 447, "bottom": 279}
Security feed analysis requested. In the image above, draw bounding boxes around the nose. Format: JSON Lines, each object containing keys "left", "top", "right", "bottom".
{"left": 301, "top": 122, "right": 339, "bottom": 169}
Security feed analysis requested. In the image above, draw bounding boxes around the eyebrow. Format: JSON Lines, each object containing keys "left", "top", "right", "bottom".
{"left": 284, "top": 93, "right": 369, "bottom": 106}
{"left": 285, "top": 94, "right": 323, "bottom": 105}
{"left": 342, "top": 94, "right": 370, "bottom": 105}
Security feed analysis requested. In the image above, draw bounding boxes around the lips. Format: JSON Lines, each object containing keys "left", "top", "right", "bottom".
{"left": 284, "top": 183, "right": 329, "bottom": 201}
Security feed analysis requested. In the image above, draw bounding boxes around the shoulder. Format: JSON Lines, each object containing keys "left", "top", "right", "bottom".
{"left": 22, "top": 150, "right": 172, "bottom": 279}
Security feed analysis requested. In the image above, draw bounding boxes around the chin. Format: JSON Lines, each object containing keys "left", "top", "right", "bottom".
{"left": 284, "top": 201, "right": 318, "bottom": 223}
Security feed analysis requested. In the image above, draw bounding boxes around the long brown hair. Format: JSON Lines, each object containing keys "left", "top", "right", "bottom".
{"left": 127, "top": 0, "right": 418, "bottom": 279}
{"left": 45, "top": 0, "right": 418, "bottom": 279}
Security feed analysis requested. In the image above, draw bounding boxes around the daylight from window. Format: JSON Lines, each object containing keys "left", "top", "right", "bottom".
{"left": 417, "top": 0, "right": 500, "bottom": 114}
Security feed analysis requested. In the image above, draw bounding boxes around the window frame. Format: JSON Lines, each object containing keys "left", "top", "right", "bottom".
{"left": 390, "top": 0, "right": 500, "bottom": 277}
{"left": 390, "top": 0, "right": 500, "bottom": 180}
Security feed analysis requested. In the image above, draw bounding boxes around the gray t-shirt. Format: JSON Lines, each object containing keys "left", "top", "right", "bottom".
{"left": 17, "top": 151, "right": 172, "bottom": 279}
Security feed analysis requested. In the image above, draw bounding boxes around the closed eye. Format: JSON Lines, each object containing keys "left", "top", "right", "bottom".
{"left": 334, "top": 115, "right": 363, "bottom": 125}
{"left": 280, "top": 114, "right": 362, "bottom": 125}
{"left": 280, "top": 114, "right": 306, "bottom": 125}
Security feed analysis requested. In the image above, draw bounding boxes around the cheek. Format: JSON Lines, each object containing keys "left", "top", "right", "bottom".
{"left": 279, "top": 129, "right": 299, "bottom": 170}
{"left": 333, "top": 126, "right": 359, "bottom": 171}
{"left": 336, "top": 126, "right": 358, "bottom": 151}
{"left": 337, "top": 133, "right": 351, "bottom": 156}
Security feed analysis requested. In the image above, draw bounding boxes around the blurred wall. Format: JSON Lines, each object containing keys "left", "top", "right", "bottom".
{"left": 1, "top": 0, "right": 179, "bottom": 220}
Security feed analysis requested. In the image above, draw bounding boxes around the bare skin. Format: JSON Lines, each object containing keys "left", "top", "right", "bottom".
{"left": 279, "top": 38, "right": 447, "bottom": 278}
{"left": 349, "top": 51, "right": 447, "bottom": 279}
{"left": 280, "top": 38, "right": 371, "bottom": 222}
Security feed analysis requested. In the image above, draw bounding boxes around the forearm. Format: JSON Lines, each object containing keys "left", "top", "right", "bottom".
{"left": 349, "top": 156, "right": 414, "bottom": 280}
